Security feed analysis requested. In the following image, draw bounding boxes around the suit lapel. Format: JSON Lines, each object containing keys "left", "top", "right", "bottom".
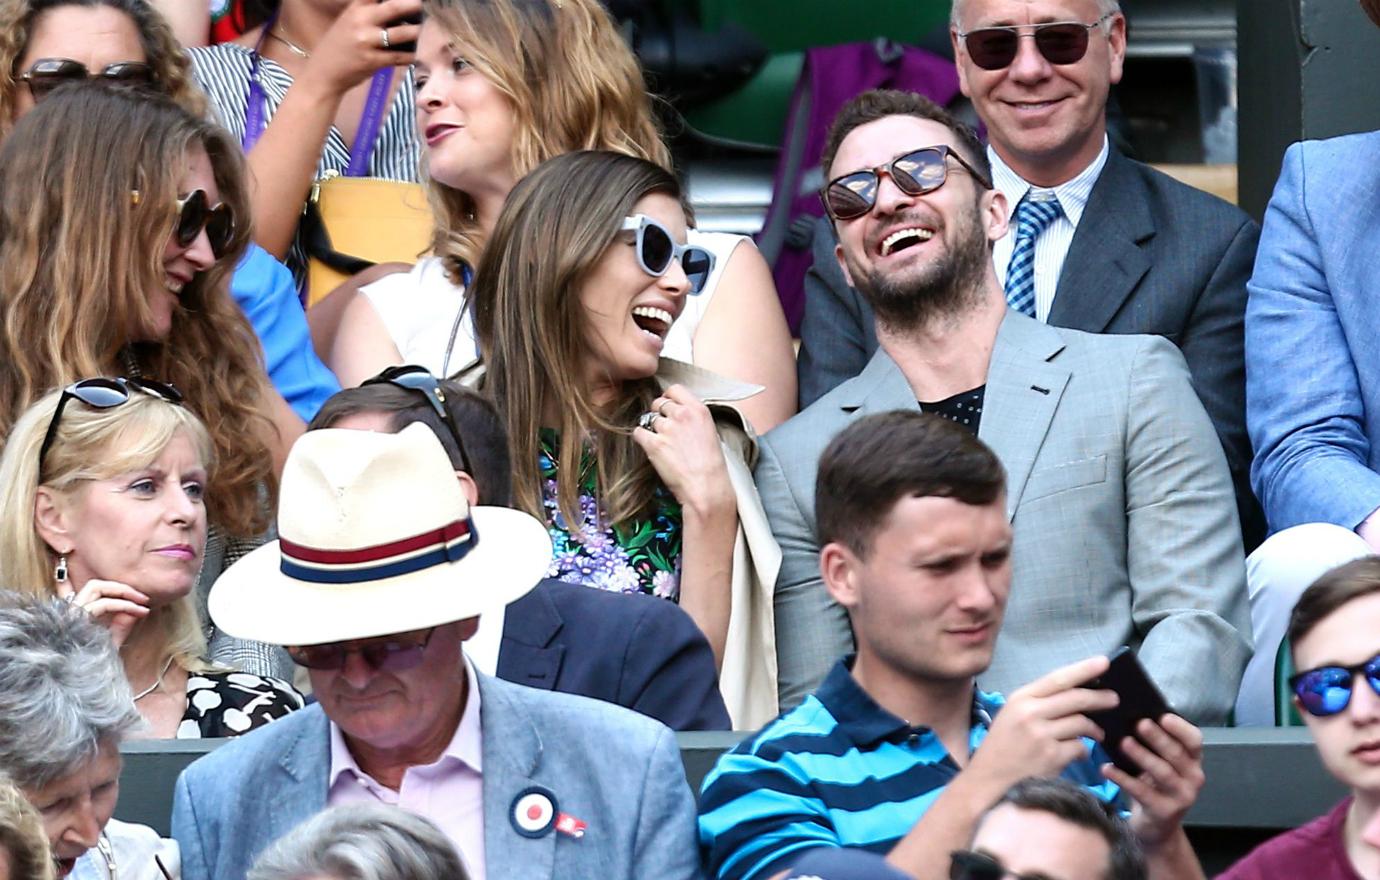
{"left": 497, "top": 586, "right": 565, "bottom": 691}
{"left": 1048, "top": 148, "right": 1153, "bottom": 333}
{"left": 480, "top": 675, "right": 558, "bottom": 880}
{"left": 978, "top": 314, "right": 1072, "bottom": 517}
{"left": 837, "top": 348, "right": 924, "bottom": 416}
{"left": 267, "top": 707, "right": 331, "bottom": 843}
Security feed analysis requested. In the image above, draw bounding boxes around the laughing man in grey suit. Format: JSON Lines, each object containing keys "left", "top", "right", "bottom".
{"left": 797, "top": 0, "right": 1262, "bottom": 550}
{"left": 172, "top": 427, "right": 701, "bottom": 880}
{"left": 761, "top": 89, "right": 1249, "bottom": 724}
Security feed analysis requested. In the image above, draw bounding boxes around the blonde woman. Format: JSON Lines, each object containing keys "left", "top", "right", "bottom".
{"left": 0, "top": 84, "right": 295, "bottom": 676}
{"left": 0, "top": 383, "right": 302, "bottom": 739}
{"left": 471, "top": 150, "right": 780, "bottom": 726}
{"left": 0, "top": 776, "right": 53, "bottom": 880}
{"left": 325, "top": 0, "right": 797, "bottom": 433}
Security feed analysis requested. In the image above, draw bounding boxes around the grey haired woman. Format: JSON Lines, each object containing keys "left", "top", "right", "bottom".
{"left": 0, "top": 593, "right": 179, "bottom": 879}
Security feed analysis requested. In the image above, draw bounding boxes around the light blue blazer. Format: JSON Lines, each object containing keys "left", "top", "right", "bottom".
{"left": 171, "top": 672, "right": 703, "bottom": 880}
{"left": 1247, "top": 130, "right": 1380, "bottom": 533}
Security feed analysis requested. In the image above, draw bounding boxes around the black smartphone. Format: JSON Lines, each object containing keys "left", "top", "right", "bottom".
{"left": 383, "top": 5, "right": 421, "bottom": 54}
{"left": 1083, "top": 647, "right": 1173, "bottom": 776}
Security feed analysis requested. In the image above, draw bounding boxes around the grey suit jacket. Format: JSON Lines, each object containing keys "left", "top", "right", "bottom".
{"left": 762, "top": 312, "right": 1250, "bottom": 724}
{"left": 796, "top": 148, "right": 1264, "bottom": 549}
{"left": 171, "top": 672, "right": 702, "bottom": 880}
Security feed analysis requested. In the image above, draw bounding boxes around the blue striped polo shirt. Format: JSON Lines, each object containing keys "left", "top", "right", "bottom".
{"left": 697, "top": 660, "right": 1121, "bottom": 880}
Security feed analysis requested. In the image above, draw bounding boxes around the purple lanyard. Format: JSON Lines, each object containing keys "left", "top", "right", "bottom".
{"left": 242, "top": 13, "right": 394, "bottom": 177}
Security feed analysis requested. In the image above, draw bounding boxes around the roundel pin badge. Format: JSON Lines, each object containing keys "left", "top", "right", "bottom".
{"left": 510, "top": 786, "right": 559, "bottom": 838}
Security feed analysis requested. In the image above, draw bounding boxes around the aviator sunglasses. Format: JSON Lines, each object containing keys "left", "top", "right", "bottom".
{"left": 949, "top": 850, "right": 1052, "bottom": 880}
{"left": 38, "top": 377, "right": 183, "bottom": 473}
{"left": 361, "top": 365, "right": 473, "bottom": 476}
{"left": 17, "top": 57, "right": 155, "bottom": 101}
{"left": 619, "top": 214, "right": 716, "bottom": 294}
{"left": 957, "top": 12, "right": 1116, "bottom": 71}
{"left": 822, "top": 145, "right": 993, "bottom": 221}
{"left": 1289, "top": 652, "right": 1380, "bottom": 717}
{"left": 287, "top": 627, "right": 439, "bottom": 672}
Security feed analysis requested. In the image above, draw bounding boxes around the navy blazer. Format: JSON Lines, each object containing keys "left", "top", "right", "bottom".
{"left": 498, "top": 579, "right": 731, "bottom": 731}
{"left": 795, "top": 147, "right": 1263, "bottom": 549}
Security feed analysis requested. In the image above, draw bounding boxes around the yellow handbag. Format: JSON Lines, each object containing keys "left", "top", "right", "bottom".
{"left": 300, "top": 172, "right": 435, "bottom": 307}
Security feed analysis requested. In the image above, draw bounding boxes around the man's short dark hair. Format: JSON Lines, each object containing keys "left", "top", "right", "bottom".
{"left": 1287, "top": 556, "right": 1380, "bottom": 658}
{"left": 821, "top": 89, "right": 990, "bottom": 192}
{"left": 815, "top": 410, "right": 1005, "bottom": 557}
{"left": 988, "top": 778, "right": 1145, "bottom": 880}
{"left": 309, "top": 381, "right": 514, "bottom": 507}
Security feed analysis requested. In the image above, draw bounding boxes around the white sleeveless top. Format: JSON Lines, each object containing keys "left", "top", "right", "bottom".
{"left": 360, "top": 231, "right": 751, "bottom": 376}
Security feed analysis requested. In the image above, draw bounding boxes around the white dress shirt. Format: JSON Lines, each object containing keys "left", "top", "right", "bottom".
{"left": 990, "top": 137, "right": 1110, "bottom": 322}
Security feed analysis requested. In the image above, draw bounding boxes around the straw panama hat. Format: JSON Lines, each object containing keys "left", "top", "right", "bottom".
{"left": 209, "top": 423, "right": 553, "bottom": 646}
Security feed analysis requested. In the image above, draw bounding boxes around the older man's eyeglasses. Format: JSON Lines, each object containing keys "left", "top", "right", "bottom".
{"left": 287, "top": 628, "right": 439, "bottom": 672}
{"left": 957, "top": 12, "right": 1116, "bottom": 71}
{"left": 822, "top": 145, "right": 992, "bottom": 221}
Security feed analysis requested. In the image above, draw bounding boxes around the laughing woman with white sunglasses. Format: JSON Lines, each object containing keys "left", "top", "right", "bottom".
{"left": 464, "top": 150, "right": 781, "bottom": 729}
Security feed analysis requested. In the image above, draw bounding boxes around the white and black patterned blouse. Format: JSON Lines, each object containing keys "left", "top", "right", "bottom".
{"left": 187, "top": 44, "right": 422, "bottom": 280}
{"left": 178, "top": 671, "right": 305, "bottom": 739}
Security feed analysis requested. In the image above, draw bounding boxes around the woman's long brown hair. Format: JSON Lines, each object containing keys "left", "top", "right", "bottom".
{"left": 0, "top": 84, "right": 276, "bottom": 536}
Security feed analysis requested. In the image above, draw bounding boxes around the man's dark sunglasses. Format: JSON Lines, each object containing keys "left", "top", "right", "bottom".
{"left": 18, "top": 57, "right": 155, "bottom": 101}
{"left": 949, "top": 850, "right": 1049, "bottom": 880}
{"left": 957, "top": 12, "right": 1115, "bottom": 71}
{"left": 174, "top": 189, "right": 236, "bottom": 259}
{"left": 287, "top": 627, "right": 438, "bottom": 672}
{"left": 1289, "top": 652, "right": 1380, "bottom": 717}
{"left": 39, "top": 377, "right": 183, "bottom": 474}
{"left": 822, "top": 145, "right": 992, "bottom": 221}
{"left": 362, "top": 365, "right": 473, "bottom": 476}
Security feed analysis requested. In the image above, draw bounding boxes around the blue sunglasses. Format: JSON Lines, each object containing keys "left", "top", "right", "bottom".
{"left": 619, "top": 215, "right": 715, "bottom": 294}
{"left": 1289, "top": 652, "right": 1380, "bottom": 717}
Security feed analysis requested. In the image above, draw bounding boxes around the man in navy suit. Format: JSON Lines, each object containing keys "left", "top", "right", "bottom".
{"left": 796, "top": 0, "right": 1261, "bottom": 548}
{"left": 308, "top": 372, "right": 732, "bottom": 732}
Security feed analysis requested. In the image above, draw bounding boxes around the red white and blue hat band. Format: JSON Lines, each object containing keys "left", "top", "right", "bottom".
{"left": 279, "top": 517, "right": 479, "bottom": 584}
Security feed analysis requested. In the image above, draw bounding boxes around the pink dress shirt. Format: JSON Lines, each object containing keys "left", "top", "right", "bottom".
{"left": 327, "top": 660, "right": 486, "bottom": 879}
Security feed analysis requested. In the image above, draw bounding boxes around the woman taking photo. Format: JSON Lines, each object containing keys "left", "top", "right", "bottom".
{"left": 0, "top": 382, "right": 302, "bottom": 738}
{"left": 0, "top": 84, "right": 291, "bottom": 675}
{"left": 469, "top": 149, "right": 779, "bottom": 726}
{"left": 190, "top": 0, "right": 423, "bottom": 274}
{"left": 325, "top": 0, "right": 797, "bottom": 433}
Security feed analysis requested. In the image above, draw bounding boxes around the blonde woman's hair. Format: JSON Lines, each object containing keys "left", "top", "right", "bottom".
{"left": 420, "top": 0, "right": 672, "bottom": 285}
{"left": 0, "top": 776, "right": 54, "bottom": 880}
{"left": 0, "top": 387, "right": 216, "bottom": 674}
{"left": 473, "top": 150, "right": 684, "bottom": 530}
{"left": 0, "top": 82, "right": 277, "bottom": 537}
{"left": 0, "top": 0, "right": 206, "bottom": 141}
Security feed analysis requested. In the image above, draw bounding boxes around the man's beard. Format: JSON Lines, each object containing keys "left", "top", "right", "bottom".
{"left": 852, "top": 204, "right": 991, "bottom": 333}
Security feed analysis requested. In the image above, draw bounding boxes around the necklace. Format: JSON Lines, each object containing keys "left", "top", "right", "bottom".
{"left": 268, "top": 27, "right": 310, "bottom": 59}
{"left": 132, "top": 655, "right": 175, "bottom": 702}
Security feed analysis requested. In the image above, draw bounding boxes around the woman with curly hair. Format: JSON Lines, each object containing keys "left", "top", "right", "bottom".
{"left": 323, "top": 0, "right": 797, "bottom": 434}
{"left": 0, "top": 83, "right": 292, "bottom": 675}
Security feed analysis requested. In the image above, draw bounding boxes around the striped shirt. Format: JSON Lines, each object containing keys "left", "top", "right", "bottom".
{"left": 187, "top": 44, "right": 422, "bottom": 279}
{"left": 697, "top": 660, "right": 1120, "bottom": 880}
{"left": 990, "top": 137, "right": 1110, "bottom": 323}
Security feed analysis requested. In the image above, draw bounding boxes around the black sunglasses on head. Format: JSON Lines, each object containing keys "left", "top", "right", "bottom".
{"left": 18, "top": 57, "right": 155, "bottom": 101}
{"left": 949, "top": 850, "right": 1049, "bottom": 880}
{"left": 39, "top": 377, "right": 183, "bottom": 474}
{"left": 172, "top": 189, "right": 236, "bottom": 259}
{"left": 362, "top": 365, "right": 473, "bottom": 476}
{"left": 287, "top": 627, "right": 438, "bottom": 672}
{"left": 1290, "top": 652, "right": 1380, "bottom": 717}
{"left": 957, "top": 12, "right": 1116, "bottom": 71}
{"left": 822, "top": 145, "right": 992, "bottom": 221}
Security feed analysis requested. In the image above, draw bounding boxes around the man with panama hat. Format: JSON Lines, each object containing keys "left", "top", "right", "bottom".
{"left": 170, "top": 425, "right": 702, "bottom": 880}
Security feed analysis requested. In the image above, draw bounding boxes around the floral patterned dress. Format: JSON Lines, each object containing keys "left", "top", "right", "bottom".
{"left": 539, "top": 430, "right": 684, "bottom": 599}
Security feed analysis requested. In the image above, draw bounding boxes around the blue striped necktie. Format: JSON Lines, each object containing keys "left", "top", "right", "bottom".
{"left": 1004, "top": 196, "right": 1063, "bottom": 318}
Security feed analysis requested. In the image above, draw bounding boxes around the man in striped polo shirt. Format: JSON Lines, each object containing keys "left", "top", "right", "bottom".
{"left": 702, "top": 412, "right": 1206, "bottom": 880}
